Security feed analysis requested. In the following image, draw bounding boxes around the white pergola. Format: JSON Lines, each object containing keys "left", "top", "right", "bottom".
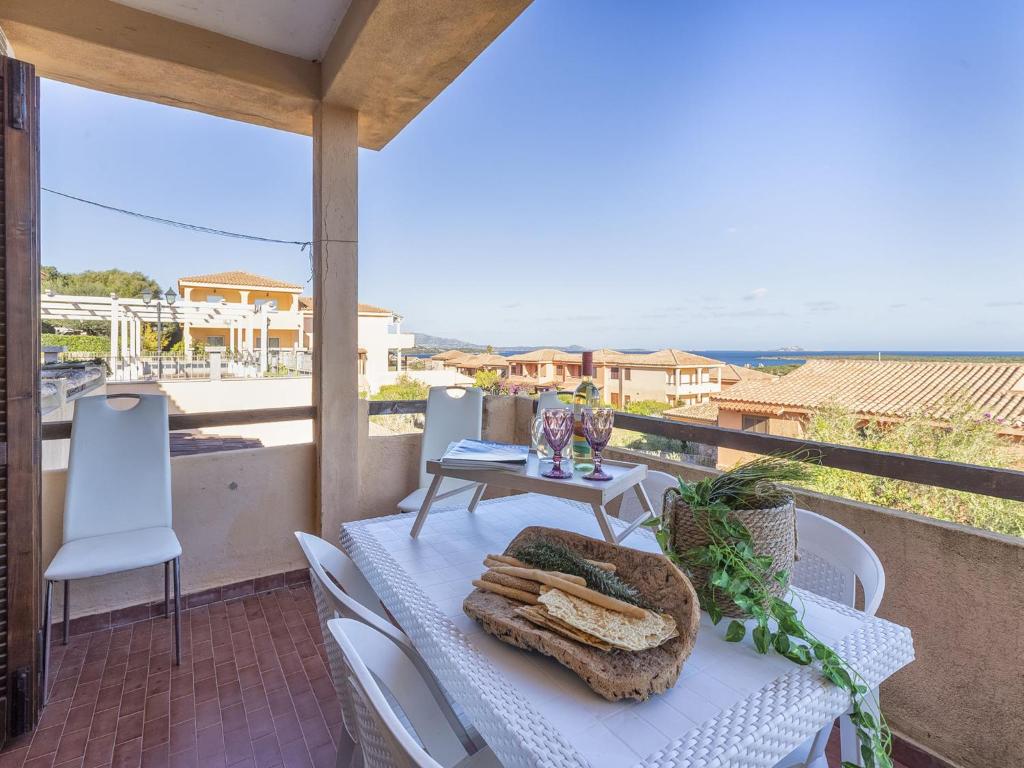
{"left": 40, "top": 292, "right": 298, "bottom": 366}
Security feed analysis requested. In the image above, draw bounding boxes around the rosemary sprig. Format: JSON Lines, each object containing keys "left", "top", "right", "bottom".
{"left": 511, "top": 540, "right": 647, "bottom": 607}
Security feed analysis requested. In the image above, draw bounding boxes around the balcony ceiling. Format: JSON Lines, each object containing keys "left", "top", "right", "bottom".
{"left": 111, "top": 0, "right": 353, "bottom": 60}
{"left": 0, "top": 0, "right": 532, "bottom": 147}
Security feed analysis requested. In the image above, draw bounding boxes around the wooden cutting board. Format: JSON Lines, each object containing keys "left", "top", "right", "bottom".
{"left": 463, "top": 526, "right": 701, "bottom": 701}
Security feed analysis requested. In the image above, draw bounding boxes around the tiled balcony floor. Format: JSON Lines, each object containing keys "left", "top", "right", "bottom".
{"left": 0, "top": 583, "right": 909, "bottom": 768}
{"left": 0, "top": 584, "right": 341, "bottom": 768}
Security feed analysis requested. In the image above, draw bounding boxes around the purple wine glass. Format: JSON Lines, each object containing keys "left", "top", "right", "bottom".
{"left": 582, "top": 407, "right": 615, "bottom": 481}
{"left": 540, "top": 407, "right": 574, "bottom": 479}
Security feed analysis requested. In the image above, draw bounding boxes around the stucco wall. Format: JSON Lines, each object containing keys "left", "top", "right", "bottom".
{"left": 43, "top": 443, "right": 316, "bottom": 619}
{"left": 604, "top": 444, "right": 1023, "bottom": 768}
{"left": 106, "top": 378, "right": 314, "bottom": 447}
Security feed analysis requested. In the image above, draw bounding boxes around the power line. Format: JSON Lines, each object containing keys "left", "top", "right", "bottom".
{"left": 41, "top": 187, "right": 355, "bottom": 250}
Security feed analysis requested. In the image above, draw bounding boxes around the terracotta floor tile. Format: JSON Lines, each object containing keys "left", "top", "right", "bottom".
{"left": 90, "top": 707, "right": 119, "bottom": 740}
{"left": 82, "top": 735, "right": 115, "bottom": 768}
{"left": 141, "top": 744, "right": 169, "bottom": 768}
{"left": 115, "top": 712, "right": 144, "bottom": 745}
{"left": 169, "top": 748, "right": 198, "bottom": 768}
{"left": 168, "top": 721, "right": 197, "bottom": 756}
{"left": 54, "top": 729, "right": 90, "bottom": 765}
{"left": 169, "top": 696, "right": 196, "bottom": 727}
{"left": 110, "top": 736, "right": 143, "bottom": 768}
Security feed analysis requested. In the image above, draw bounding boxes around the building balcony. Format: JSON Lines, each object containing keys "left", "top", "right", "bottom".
{"left": 385, "top": 331, "right": 415, "bottom": 350}
{"left": 666, "top": 380, "right": 720, "bottom": 395}
{"left": 24, "top": 393, "right": 1023, "bottom": 768}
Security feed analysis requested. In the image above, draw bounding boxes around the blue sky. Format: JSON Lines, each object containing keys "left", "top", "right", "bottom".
{"left": 41, "top": 0, "right": 1024, "bottom": 350}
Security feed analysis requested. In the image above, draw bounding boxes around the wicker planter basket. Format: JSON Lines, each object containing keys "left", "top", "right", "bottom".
{"left": 663, "top": 490, "right": 796, "bottom": 619}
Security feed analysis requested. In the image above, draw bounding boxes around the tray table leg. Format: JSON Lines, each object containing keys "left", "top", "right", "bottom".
{"left": 590, "top": 502, "right": 617, "bottom": 543}
{"left": 615, "top": 482, "right": 656, "bottom": 543}
{"left": 410, "top": 474, "right": 444, "bottom": 538}
{"left": 467, "top": 483, "right": 487, "bottom": 512}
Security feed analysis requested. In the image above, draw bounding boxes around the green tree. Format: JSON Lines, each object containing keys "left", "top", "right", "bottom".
{"left": 141, "top": 323, "right": 173, "bottom": 353}
{"left": 41, "top": 266, "right": 163, "bottom": 337}
{"left": 473, "top": 369, "right": 501, "bottom": 391}
{"left": 802, "top": 401, "right": 1024, "bottom": 537}
{"left": 625, "top": 399, "right": 673, "bottom": 416}
{"left": 42, "top": 266, "right": 161, "bottom": 299}
{"left": 370, "top": 375, "right": 430, "bottom": 401}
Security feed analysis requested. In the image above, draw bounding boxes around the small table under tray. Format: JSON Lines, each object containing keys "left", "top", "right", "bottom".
{"left": 410, "top": 453, "right": 655, "bottom": 543}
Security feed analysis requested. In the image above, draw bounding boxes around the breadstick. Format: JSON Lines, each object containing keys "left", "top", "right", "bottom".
{"left": 586, "top": 559, "right": 616, "bottom": 573}
{"left": 471, "top": 579, "right": 539, "bottom": 605}
{"left": 481, "top": 570, "right": 541, "bottom": 594}
{"left": 491, "top": 566, "right": 646, "bottom": 619}
{"left": 484, "top": 554, "right": 528, "bottom": 568}
{"left": 483, "top": 558, "right": 586, "bottom": 586}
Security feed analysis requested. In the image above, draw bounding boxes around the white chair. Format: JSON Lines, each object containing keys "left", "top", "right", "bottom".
{"left": 327, "top": 618, "right": 500, "bottom": 768}
{"left": 776, "top": 509, "right": 885, "bottom": 768}
{"left": 294, "top": 533, "right": 480, "bottom": 754}
{"left": 397, "top": 387, "right": 484, "bottom": 513}
{"left": 43, "top": 394, "right": 183, "bottom": 702}
{"left": 616, "top": 469, "right": 678, "bottom": 523}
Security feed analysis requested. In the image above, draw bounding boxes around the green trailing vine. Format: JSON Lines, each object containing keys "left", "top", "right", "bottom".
{"left": 646, "top": 458, "right": 893, "bottom": 768}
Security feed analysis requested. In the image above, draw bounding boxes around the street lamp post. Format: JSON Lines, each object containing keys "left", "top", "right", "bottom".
{"left": 141, "top": 286, "right": 177, "bottom": 379}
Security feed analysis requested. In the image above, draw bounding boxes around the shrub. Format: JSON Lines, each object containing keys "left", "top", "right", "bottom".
{"left": 371, "top": 375, "right": 430, "bottom": 401}
{"left": 802, "top": 401, "right": 1024, "bottom": 537}
{"left": 41, "top": 333, "right": 110, "bottom": 356}
{"left": 625, "top": 399, "right": 673, "bottom": 416}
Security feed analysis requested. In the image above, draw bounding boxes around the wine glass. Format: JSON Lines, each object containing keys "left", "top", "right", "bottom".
{"left": 540, "top": 407, "right": 574, "bottom": 479}
{"left": 582, "top": 407, "right": 615, "bottom": 481}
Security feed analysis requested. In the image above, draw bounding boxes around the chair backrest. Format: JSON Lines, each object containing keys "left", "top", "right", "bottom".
{"left": 792, "top": 509, "right": 885, "bottom": 615}
{"left": 328, "top": 618, "right": 470, "bottom": 768}
{"left": 617, "top": 470, "right": 678, "bottom": 523}
{"left": 294, "top": 533, "right": 473, "bottom": 751}
{"left": 63, "top": 394, "right": 172, "bottom": 543}
{"left": 419, "top": 387, "right": 483, "bottom": 489}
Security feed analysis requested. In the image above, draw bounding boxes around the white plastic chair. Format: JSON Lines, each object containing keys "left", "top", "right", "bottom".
{"left": 397, "top": 388, "right": 483, "bottom": 513}
{"left": 616, "top": 470, "right": 678, "bottom": 523}
{"left": 327, "top": 618, "right": 500, "bottom": 768}
{"left": 294, "top": 533, "right": 480, "bottom": 754}
{"left": 776, "top": 509, "right": 885, "bottom": 768}
{"left": 43, "top": 394, "right": 183, "bottom": 703}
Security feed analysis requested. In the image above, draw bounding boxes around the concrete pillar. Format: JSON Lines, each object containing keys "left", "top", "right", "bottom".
{"left": 109, "top": 295, "right": 119, "bottom": 364}
{"left": 239, "top": 289, "right": 250, "bottom": 306}
{"left": 260, "top": 315, "right": 269, "bottom": 373}
{"left": 313, "top": 104, "right": 359, "bottom": 539}
{"left": 120, "top": 316, "right": 129, "bottom": 357}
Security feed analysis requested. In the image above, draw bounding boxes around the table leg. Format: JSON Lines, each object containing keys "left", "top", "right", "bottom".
{"left": 590, "top": 502, "right": 617, "bottom": 543}
{"left": 410, "top": 474, "right": 444, "bottom": 539}
{"left": 615, "top": 482, "right": 657, "bottom": 543}
{"left": 467, "top": 483, "right": 487, "bottom": 512}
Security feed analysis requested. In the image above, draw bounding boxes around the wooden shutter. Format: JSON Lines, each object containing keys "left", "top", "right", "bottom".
{"left": 0, "top": 55, "right": 41, "bottom": 744}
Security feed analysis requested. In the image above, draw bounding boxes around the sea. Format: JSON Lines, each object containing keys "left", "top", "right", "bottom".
{"left": 410, "top": 350, "right": 1024, "bottom": 368}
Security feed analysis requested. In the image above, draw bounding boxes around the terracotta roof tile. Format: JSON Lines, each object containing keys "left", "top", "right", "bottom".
{"left": 295, "top": 295, "right": 393, "bottom": 315}
{"left": 178, "top": 271, "right": 303, "bottom": 290}
{"left": 713, "top": 359, "right": 1024, "bottom": 429}
{"left": 505, "top": 348, "right": 583, "bottom": 363}
{"left": 720, "top": 364, "right": 779, "bottom": 385}
{"left": 664, "top": 402, "right": 720, "bottom": 423}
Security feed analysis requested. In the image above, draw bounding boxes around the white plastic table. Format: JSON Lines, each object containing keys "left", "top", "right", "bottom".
{"left": 411, "top": 455, "right": 654, "bottom": 543}
{"left": 341, "top": 495, "right": 915, "bottom": 768}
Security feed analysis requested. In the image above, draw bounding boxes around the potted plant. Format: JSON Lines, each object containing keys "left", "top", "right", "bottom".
{"left": 646, "top": 454, "right": 894, "bottom": 767}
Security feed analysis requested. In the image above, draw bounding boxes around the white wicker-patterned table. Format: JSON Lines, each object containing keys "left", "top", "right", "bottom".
{"left": 341, "top": 495, "right": 915, "bottom": 768}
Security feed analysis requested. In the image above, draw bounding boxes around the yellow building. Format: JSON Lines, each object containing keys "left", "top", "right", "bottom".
{"left": 177, "top": 271, "right": 306, "bottom": 351}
